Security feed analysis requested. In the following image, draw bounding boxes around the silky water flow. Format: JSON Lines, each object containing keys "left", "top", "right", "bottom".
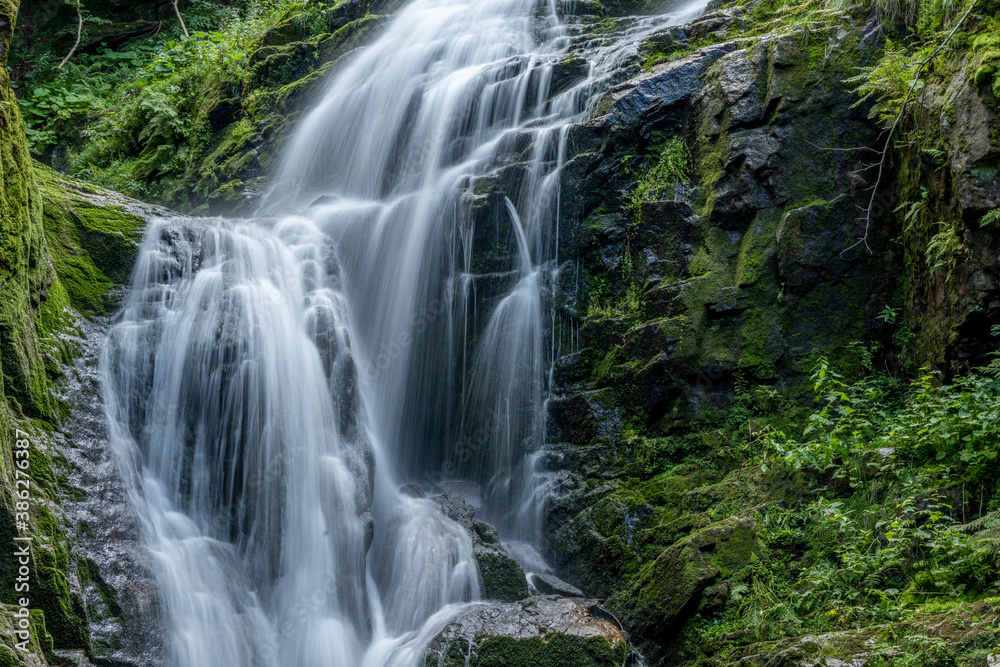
{"left": 100, "top": 0, "right": 707, "bottom": 663}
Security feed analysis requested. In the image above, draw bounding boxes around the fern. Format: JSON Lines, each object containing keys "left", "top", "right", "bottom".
{"left": 925, "top": 221, "right": 963, "bottom": 283}
{"left": 962, "top": 510, "right": 1000, "bottom": 534}
{"left": 846, "top": 40, "right": 929, "bottom": 127}
{"left": 966, "top": 511, "right": 1000, "bottom": 567}
{"left": 980, "top": 354, "right": 1000, "bottom": 378}
{"left": 980, "top": 209, "right": 1000, "bottom": 228}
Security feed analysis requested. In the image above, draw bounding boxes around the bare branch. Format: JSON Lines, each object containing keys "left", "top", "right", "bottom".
{"left": 173, "top": 0, "right": 189, "bottom": 38}
{"left": 56, "top": 0, "right": 83, "bottom": 72}
{"left": 845, "top": 0, "right": 979, "bottom": 254}
{"left": 806, "top": 140, "right": 881, "bottom": 154}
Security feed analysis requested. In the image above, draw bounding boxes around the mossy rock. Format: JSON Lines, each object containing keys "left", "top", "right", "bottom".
{"left": 477, "top": 551, "right": 530, "bottom": 603}
{"left": 35, "top": 165, "right": 164, "bottom": 315}
{"left": 426, "top": 598, "right": 628, "bottom": 667}
{"left": 610, "top": 516, "right": 758, "bottom": 663}
{"left": 471, "top": 634, "right": 627, "bottom": 666}
{"left": 1, "top": 6, "right": 56, "bottom": 421}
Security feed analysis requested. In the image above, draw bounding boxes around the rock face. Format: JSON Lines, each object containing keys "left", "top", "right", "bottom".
{"left": 424, "top": 596, "right": 628, "bottom": 667}
{"left": 433, "top": 491, "right": 531, "bottom": 603}
{"left": 1, "top": 0, "right": 54, "bottom": 425}
{"left": 36, "top": 167, "right": 174, "bottom": 316}
{"left": 555, "top": 14, "right": 884, "bottom": 425}
{"left": 3, "top": 174, "right": 173, "bottom": 665}
{"left": 41, "top": 313, "right": 164, "bottom": 666}
{"left": 531, "top": 2, "right": 1000, "bottom": 663}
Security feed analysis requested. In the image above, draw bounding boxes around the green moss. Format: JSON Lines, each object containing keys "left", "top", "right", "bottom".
{"left": 477, "top": 552, "right": 529, "bottom": 602}
{"left": 31, "top": 506, "right": 90, "bottom": 652}
{"left": 435, "top": 633, "right": 628, "bottom": 667}
{"left": 35, "top": 166, "right": 144, "bottom": 315}
{"left": 0, "top": 8, "right": 57, "bottom": 422}
{"left": 77, "top": 558, "right": 124, "bottom": 621}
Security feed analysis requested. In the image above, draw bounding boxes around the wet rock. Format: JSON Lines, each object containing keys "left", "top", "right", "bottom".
{"left": 716, "top": 48, "right": 765, "bottom": 126}
{"left": 46, "top": 313, "right": 165, "bottom": 666}
{"left": 36, "top": 166, "right": 176, "bottom": 315}
{"left": 547, "top": 388, "right": 621, "bottom": 446}
{"left": 530, "top": 573, "right": 585, "bottom": 598}
{"left": 424, "top": 596, "right": 628, "bottom": 666}
{"left": 400, "top": 483, "right": 427, "bottom": 498}
{"left": 433, "top": 492, "right": 530, "bottom": 602}
{"left": 776, "top": 197, "right": 866, "bottom": 289}
{"left": 550, "top": 55, "right": 591, "bottom": 97}
{"left": 594, "top": 42, "right": 737, "bottom": 144}
{"left": 729, "top": 129, "right": 781, "bottom": 173}
{"left": 930, "top": 62, "right": 1000, "bottom": 213}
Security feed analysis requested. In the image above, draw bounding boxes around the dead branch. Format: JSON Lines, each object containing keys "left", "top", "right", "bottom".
{"left": 56, "top": 0, "right": 83, "bottom": 71}
{"left": 844, "top": 0, "right": 979, "bottom": 254}
{"left": 806, "top": 140, "right": 881, "bottom": 154}
{"left": 173, "top": 0, "right": 189, "bottom": 38}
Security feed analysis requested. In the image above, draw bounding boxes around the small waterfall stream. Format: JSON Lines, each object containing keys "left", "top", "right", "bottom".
{"left": 101, "top": 0, "right": 707, "bottom": 664}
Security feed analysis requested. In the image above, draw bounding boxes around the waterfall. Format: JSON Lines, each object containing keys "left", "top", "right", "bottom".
{"left": 101, "top": 0, "right": 707, "bottom": 664}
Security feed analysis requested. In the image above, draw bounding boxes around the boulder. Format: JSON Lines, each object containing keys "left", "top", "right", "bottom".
{"left": 529, "top": 573, "right": 584, "bottom": 598}
{"left": 610, "top": 517, "right": 758, "bottom": 664}
{"left": 424, "top": 596, "right": 628, "bottom": 667}
{"left": 593, "top": 42, "right": 737, "bottom": 144}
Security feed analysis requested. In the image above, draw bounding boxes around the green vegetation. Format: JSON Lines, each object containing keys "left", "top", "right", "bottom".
{"left": 5, "top": 0, "right": 1000, "bottom": 664}
{"left": 477, "top": 552, "right": 532, "bottom": 602}
{"left": 555, "top": 358, "right": 1000, "bottom": 664}
{"left": 625, "top": 135, "right": 690, "bottom": 219}
{"left": 35, "top": 166, "right": 145, "bottom": 315}
{"left": 431, "top": 633, "right": 629, "bottom": 667}
{"left": 12, "top": 0, "right": 379, "bottom": 210}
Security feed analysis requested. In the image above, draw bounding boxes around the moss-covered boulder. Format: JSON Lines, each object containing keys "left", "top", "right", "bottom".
{"left": 35, "top": 165, "right": 172, "bottom": 316}
{"left": 550, "top": 466, "right": 718, "bottom": 598}
{"left": 609, "top": 517, "right": 758, "bottom": 664}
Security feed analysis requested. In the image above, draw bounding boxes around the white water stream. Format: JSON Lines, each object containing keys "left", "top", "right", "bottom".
{"left": 101, "top": 0, "right": 706, "bottom": 664}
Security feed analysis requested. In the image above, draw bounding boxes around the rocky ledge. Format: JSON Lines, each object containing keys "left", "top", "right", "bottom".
{"left": 425, "top": 596, "right": 628, "bottom": 667}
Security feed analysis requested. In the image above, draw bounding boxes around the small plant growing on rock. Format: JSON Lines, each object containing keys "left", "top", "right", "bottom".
{"left": 625, "top": 135, "right": 689, "bottom": 220}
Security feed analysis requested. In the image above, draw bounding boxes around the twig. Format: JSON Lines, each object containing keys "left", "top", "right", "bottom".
{"left": 806, "top": 140, "right": 880, "bottom": 154}
{"left": 173, "top": 0, "right": 189, "bottom": 38}
{"left": 57, "top": 0, "right": 83, "bottom": 71}
{"left": 844, "top": 0, "right": 979, "bottom": 254}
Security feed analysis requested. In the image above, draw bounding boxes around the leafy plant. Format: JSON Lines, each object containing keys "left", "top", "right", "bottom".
{"left": 846, "top": 40, "right": 929, "bottom": 127}
{"left": 625, "top": 135, "right": 689, "bottom": 218}
{"left": 925, "top": 220, "right": 963, "bottom": 282}
{"left": 980, "top": 209, "right": 1000, "bottom": 228}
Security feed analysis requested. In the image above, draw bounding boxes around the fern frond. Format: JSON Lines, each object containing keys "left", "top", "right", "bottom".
{"left": 962, "top": 510, "right": 1000, "bottom": 534}
{"left": 977, "top": 354, "right": 1000, "bottom": 379}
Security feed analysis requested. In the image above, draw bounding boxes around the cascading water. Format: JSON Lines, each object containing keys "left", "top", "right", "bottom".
{"left": 101, "top": 0, "right": 707, "bottom": 664}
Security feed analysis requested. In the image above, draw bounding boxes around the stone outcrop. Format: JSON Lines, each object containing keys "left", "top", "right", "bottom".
{"left": 534, "top": 2, "right": 1000, "bottom": 662}
{"left": 609, "top": 517, "right": 758, "bottom": 664}
{"left": 433, "top": 491, "right": 531, "bottom": 603}
{"left": 424, "top": 596, "right": 628, "bottom": 667}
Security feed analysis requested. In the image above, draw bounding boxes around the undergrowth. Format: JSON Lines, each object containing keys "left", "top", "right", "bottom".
{"left": 708, "top": 359, "right": 1000, "bottom": 648}
{"left": 13, "top": 0, "right": 330, "bottom": 198}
